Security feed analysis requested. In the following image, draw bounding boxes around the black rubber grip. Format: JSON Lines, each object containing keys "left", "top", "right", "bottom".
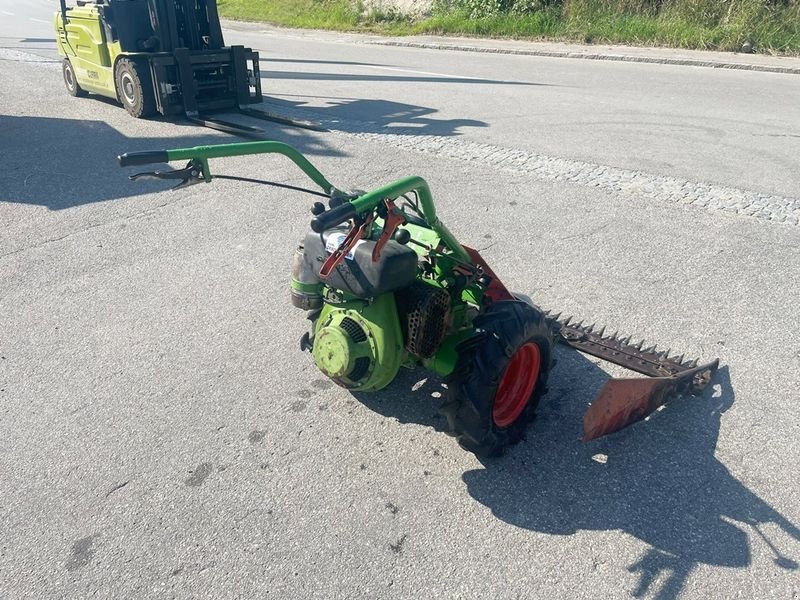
{"left": 310, "top": 202, "right": 357, "bottom": 233}
{"left": 117, "top": 150, "right": 169, "bottom": 167}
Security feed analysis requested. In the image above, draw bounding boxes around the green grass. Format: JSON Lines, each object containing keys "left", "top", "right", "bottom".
{"left": 217, "top": 0, "right": 361, "bottom": 30}
{"left": 216, "top": 0, "right": 800, "bottom": 54}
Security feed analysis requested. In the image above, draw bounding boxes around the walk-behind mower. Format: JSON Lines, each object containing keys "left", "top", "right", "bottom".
{"left": 55, "top": 0, "right": 320, "bottom": 135}
{"left": 119, "top": 141, "right": 719, "bottom": 457}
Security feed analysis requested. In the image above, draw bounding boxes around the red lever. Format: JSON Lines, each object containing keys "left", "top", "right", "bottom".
{"left": 372, "top": 199, "right": 406, "bottom": 263}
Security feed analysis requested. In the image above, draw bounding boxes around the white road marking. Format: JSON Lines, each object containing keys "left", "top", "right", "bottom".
{"left": 30, "top": 18, "right": 50, "bottom": 24}
{"left": 1, "top": 10, "right": 15, "bottom": 15}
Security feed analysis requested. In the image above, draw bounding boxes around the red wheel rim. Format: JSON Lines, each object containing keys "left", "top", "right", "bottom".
{"left": 492, "top": 342, "right": 541, "bottom": 428}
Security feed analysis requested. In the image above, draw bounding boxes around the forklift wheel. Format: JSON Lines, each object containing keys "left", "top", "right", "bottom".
{"left": 62, "top": 60, "right": 86, "bottom": 98}
{"left": 441, "top": 300, "right": 553, "bottom": 458}
{"left": 114, "top": 58, "right": 156, "bottom": 119}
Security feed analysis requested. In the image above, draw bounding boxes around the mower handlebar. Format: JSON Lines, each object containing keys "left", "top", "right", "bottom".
{"left": 118, "top": 141, "right": 338, "bottom": 195}
{"left": 311, "top": 202, "right": 357, "bottom": 233}
{"left": 118, "top": 151, "right": 170, "bottom": 167}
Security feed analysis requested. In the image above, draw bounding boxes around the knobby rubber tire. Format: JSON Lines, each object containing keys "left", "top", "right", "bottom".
{"left": 441, "top": 300, "right": 553, "bottom": 458}
{"left": 114, "top": 58, "right": 156, "bottom": 118}
{"left": 62, "top": 60, "right": 86, "bottom": 98}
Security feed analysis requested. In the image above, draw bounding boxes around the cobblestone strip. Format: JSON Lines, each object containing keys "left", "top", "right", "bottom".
{"left": 342, "top": 129, "right": 800, "bottom": 226}
{"left": 264, "top": 94, "right": 799, "bottom": 227}
{"left": 258, "top": 99, "right": 800, "bottom": 227}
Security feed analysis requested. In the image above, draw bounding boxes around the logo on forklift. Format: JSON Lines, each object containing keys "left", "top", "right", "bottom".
{"left": 86, "top": 70, "right": 99, "bottom": 80}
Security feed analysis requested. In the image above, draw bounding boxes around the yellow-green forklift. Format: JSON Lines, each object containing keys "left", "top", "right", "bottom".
{"left": 55, "top": 0, "right": 320, "bottom": 135}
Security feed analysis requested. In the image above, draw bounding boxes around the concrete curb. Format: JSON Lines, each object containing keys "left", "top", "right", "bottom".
{"left": 367, "top": 40, "right": 800, "bottom": 75}
{"left": 223, "top": 20, "right": 800, "bottom": 75}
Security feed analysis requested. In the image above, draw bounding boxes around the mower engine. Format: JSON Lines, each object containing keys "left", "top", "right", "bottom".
{"left": 292, "top": 222, "right": 456, "bottom": 392}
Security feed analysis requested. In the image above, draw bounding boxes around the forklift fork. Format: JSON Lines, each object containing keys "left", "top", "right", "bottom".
{"left": 174, "top": 46, "right": 325, "bottom": 136}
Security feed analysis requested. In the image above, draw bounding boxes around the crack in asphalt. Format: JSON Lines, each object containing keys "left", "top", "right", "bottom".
{"left": 0, "top": 196, "right": 186, "bottom": 260}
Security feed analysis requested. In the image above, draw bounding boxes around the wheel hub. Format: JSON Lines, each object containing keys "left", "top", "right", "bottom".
{"left": 64, "top": 67, "right": 75, "bottom": 89}
{"left": 121, "top": 73, "right": 136, "bottom": 105}
{"left": 493, "top": 342, "right": 541, "bottom": 428}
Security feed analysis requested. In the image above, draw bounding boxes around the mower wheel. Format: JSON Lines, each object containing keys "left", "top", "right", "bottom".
{"left": 62, "top": 60, "right": 87, "bottom": 98}
{"left": 441, "top": 300, "right": 553, "bottom": 458}
{"left": 114, "top": 58, "right": 156, "bottom": 118}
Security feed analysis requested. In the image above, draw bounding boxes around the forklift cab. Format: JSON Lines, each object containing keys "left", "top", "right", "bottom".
{"left": 60, "top": 0, "right": 225, "bottom": 52}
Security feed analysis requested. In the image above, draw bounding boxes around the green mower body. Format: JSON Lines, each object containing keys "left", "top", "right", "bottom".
{"left": 119, "top": 141, "right": 554, "bottom": 456}
{"left": 118, "top": 140, "right": 719, "bottom": 457}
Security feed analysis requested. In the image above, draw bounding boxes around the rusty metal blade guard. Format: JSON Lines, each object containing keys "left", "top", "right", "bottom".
{"left": 545, "top": 314, "right": 719, "bottom": 441}
{"left": 581, "top": 361, "right": 718, "bottom": 441}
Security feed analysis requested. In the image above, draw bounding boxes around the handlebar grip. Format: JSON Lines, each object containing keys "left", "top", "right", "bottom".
{"left": 310, "top": 202, "right": 358, "bottom": 233}
{"left": 118, "top": 150, "right": 170, "bottom": 167}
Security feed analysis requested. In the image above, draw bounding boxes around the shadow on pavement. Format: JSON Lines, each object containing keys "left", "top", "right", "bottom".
{"left": 261, "top": 56, "right": 544, "bottom": 88}
{"left": 267, "top": 57, "right": 405, "bottom": 68}
{"left": 264, "top": 68, "right": 540, "bottom": 86}
{"left": 256, "top": 57, "right": 499, "bottom": 137}
{"left": 257, "top": 95, "right": 487, "bottom": 138}
{"left": 357, "top": 348, "right": 800, "bottom": 599}
{"left": 0, "top": 114, "right": 339, "bottom": 209}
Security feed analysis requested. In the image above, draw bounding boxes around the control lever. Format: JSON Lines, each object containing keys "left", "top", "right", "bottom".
{"left": 129, "top": 159, "right": 205, "bottom": 190}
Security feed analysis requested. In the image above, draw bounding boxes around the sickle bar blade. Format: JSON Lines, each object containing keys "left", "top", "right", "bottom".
{"left": 543, "top": 313, "right": 719, "bottom": 441}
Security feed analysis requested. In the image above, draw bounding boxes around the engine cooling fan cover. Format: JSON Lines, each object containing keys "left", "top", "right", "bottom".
{"left": 311, "top": 296, "right": 404, "bottom": 391}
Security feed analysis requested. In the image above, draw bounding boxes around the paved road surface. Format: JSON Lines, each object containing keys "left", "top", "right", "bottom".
{"left": 1, "top": 2, "right": 799, "bottom": 599}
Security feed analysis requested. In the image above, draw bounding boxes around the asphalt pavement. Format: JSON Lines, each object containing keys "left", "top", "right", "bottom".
{"left": 1, "top": 2, "right": 799, "bottom": 599}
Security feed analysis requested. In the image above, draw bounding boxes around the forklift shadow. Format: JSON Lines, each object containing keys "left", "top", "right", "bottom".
{"left": 262, "top": 66, "right": 541, "bottom": 87}
{"left": 356, "top": 352, "right": 799, "bottom": 600}
{"left": 0, "top": 114, "right": 339, "bottom": 209}
{"left": 251, "top": 94, "right": 488, "bottom": 138}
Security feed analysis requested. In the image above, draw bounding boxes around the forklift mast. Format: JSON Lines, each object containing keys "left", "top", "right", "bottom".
{"left": 98, "top": 0, "right": 224, "bottom": 53}
{"left": 145, "top": 0, "right": 225, "bottom": 52}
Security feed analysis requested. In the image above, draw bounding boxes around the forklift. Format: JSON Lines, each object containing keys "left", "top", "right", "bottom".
{"left": 54, "top": 0, "right": 322, "bottom": 135}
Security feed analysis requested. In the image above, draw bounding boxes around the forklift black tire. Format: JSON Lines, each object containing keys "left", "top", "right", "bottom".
{"left": 114, "top": 58, "right": 156, "bottom": 118}
{"left": 62, "top": 60, "right": 86, "bottom": 98}
{"left": 441, "top": 300, "right": 553, "bottom": 458}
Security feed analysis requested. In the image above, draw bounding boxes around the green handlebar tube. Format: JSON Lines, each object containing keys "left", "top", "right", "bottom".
{"left": 168, "top": 142, "right": 336, "bottom": 195}
{"left": 118, "top": 140, "right": 471, "bottom": 263}
{"left": 119, "top": 141, "right": 337, "bottom": 195}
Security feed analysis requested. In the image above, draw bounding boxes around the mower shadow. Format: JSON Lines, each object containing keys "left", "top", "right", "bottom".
{"left": 354, "top": 369, "right": 448, "bottom": 432}
{"left": 0, "top": 114, "right": 339, "bottom": 209}
{"left": 357, "top": 351, "right": 800, "bottom": 600}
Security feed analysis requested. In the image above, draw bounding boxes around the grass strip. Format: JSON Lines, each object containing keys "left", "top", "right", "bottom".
{"left": 216, "top": 0, "right": 800, "bottom": 54}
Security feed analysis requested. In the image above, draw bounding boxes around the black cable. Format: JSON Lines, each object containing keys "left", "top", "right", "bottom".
{"left": 213, "top": 174, "right": 330, "bottom": 198}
